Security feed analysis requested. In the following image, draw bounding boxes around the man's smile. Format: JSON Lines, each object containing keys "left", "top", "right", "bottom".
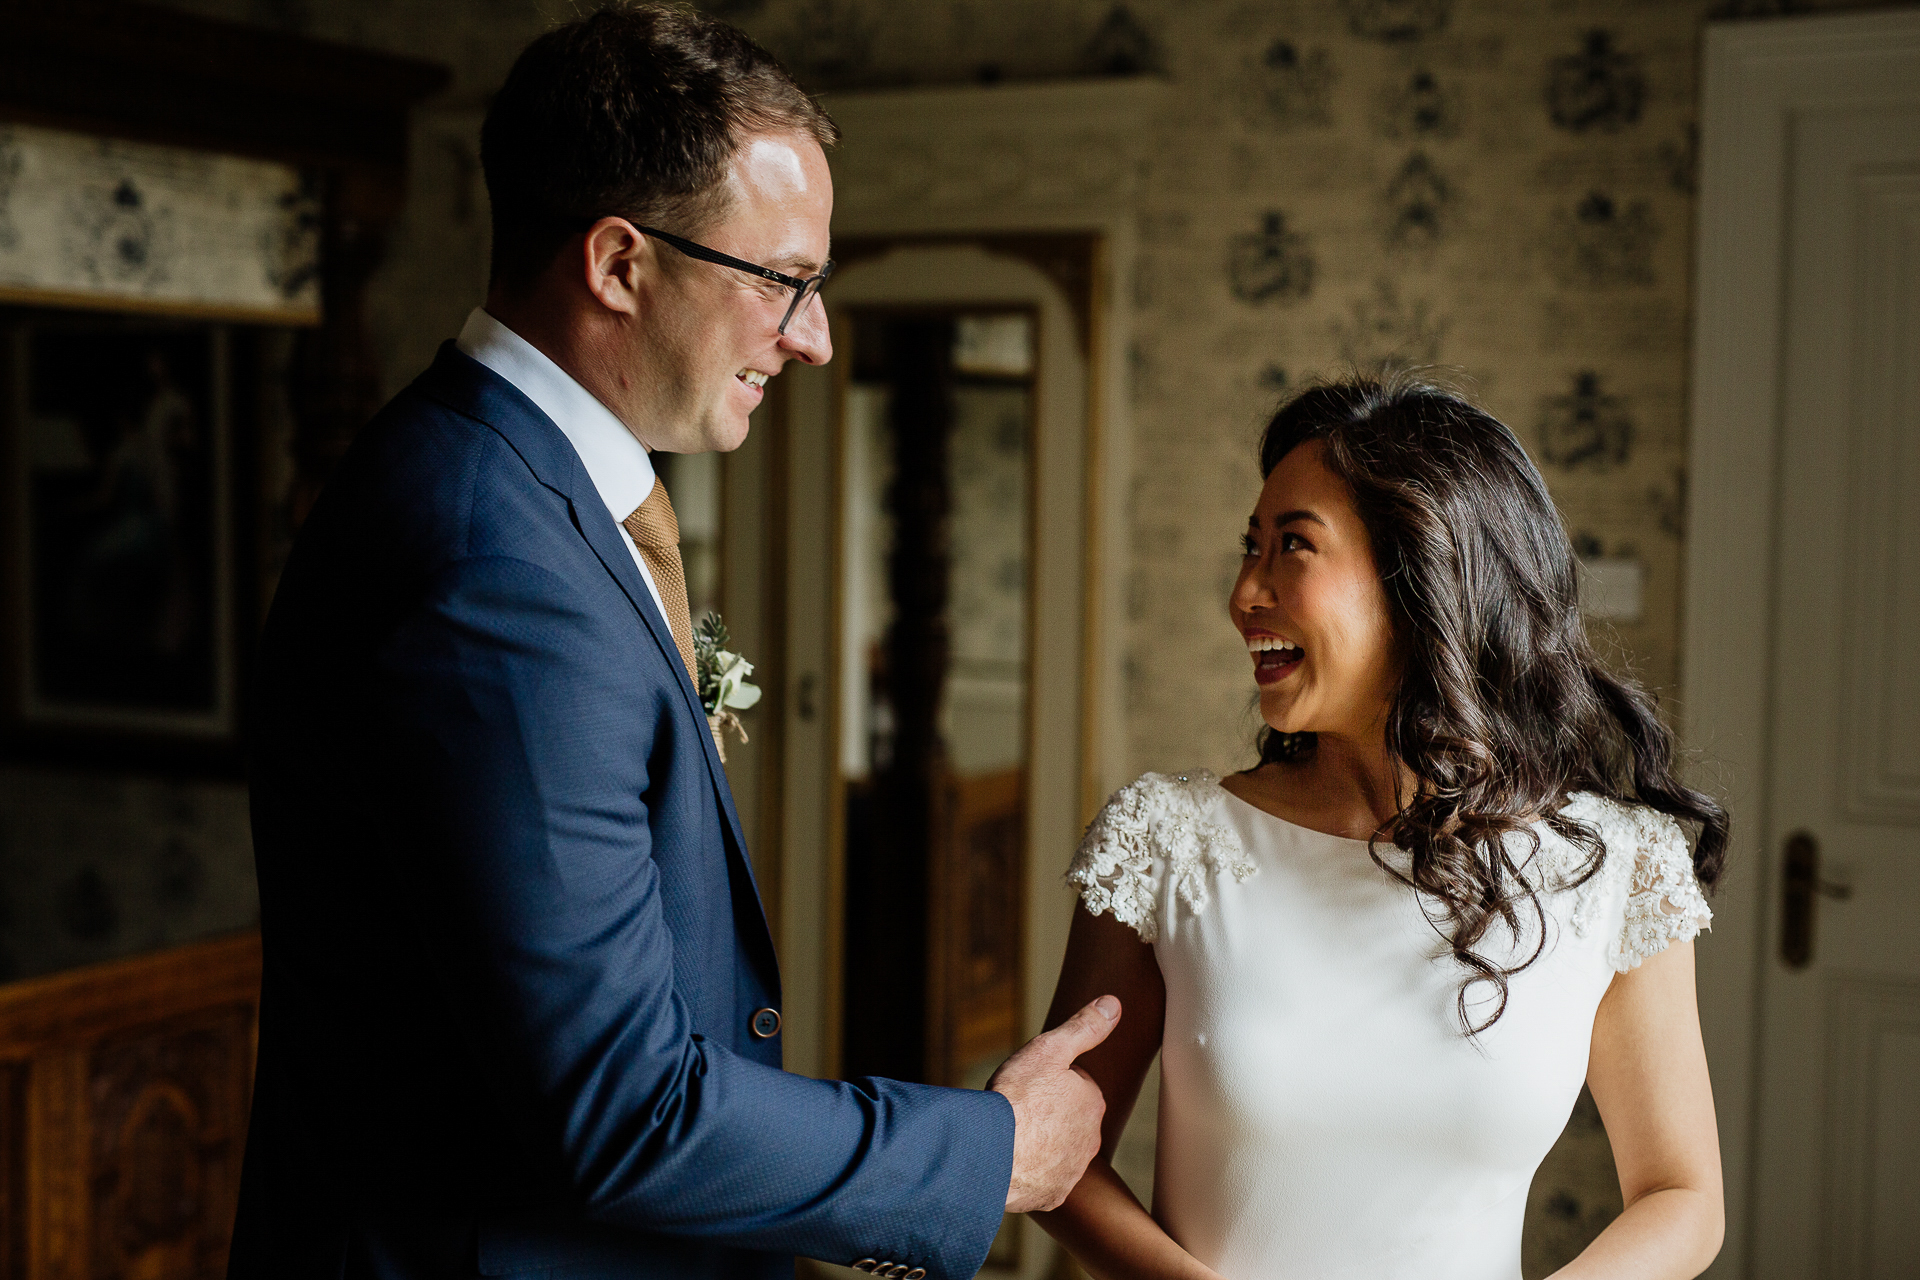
{"left": 734, "top": 368, "right": 772, "bottom": 403}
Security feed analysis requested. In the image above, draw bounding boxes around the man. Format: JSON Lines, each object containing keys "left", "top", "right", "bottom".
{"left": 231, "top": 7, "right": 1117, "bottom": 1279}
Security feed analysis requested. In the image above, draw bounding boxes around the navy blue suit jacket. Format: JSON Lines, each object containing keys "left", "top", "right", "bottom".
{"left": 231, "top": 344, "right": 1015, "bottom": 1280}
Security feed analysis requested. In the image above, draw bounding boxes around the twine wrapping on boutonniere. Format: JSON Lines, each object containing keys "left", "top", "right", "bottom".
{"left": 693, "top": 612, "right": 761, "bottom": 763}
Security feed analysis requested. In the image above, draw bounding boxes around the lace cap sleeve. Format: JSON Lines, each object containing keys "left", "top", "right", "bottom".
{"left": 1065, "top": 770, "right": 1254, "bottom": 943}
{"left": 1609, "top": 805, "right": 1713, "bottom": 972}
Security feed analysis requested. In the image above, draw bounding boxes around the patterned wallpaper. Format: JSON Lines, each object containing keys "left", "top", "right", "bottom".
{"left": 0, "top": 123, "right": 320, "bottom": 319}
{"left": 736, "top": 0, "right": 1887, "bottom": 794}
{"left": 1110, "top": 0, "right": 1705, "bottom": 777}
{"left": 0, "top": 769, "right": 257, "bottom": 983}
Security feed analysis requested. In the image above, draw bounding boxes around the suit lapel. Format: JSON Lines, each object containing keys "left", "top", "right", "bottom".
{"left": 418, "top": 344, "right": 779, "bottom": 990}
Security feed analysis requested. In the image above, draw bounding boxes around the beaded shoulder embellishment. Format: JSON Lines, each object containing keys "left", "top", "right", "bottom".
{"left": 1556, "top": 792, "right": 1712, "bottom": 972}
{"left": 1065, "top": 770, "right": 1256, "bottom": 942}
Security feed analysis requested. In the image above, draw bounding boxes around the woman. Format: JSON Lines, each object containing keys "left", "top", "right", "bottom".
{"left": 1038, "top": 377, "right": 1726, "bottom": 1279}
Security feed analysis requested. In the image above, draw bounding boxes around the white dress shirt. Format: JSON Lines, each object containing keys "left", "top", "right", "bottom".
{"left": 455, "top": 307, "right": 668, "bottom": 622}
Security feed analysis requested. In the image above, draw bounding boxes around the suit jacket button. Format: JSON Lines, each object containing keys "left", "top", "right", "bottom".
{"left": 885, "top": 1267, "right": 908, "bottom": 1278}
{"left": 850, "top": 1261, "right": 877, "bottom": 1273}
{"left": 906, "top": 1271, "right": 926, "bottom": 1279}
{"left": 751, "top": 1008, "right": 781, "bottom": 1038}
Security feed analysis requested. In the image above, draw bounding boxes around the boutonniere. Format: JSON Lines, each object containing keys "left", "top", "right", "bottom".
{"left": 693, "top": 612, "right": 761, "bottom": 763}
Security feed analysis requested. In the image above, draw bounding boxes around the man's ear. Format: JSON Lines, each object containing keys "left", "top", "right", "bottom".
{"left": 581, "top": 217, "right": 650, "bottom": 316}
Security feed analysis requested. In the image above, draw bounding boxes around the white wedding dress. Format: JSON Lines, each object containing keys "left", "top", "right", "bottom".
{"left": 1067, "top": 770, "right": 1712, "bottom": 1280}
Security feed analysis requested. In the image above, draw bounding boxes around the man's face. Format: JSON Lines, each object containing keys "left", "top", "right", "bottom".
{"left": 631, "top": 130, "right": 834, "bottom": 455}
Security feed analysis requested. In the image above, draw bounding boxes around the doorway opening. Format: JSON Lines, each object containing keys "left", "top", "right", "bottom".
{"left": 837, "top": 307, "right": 1037, "bottom": 1093}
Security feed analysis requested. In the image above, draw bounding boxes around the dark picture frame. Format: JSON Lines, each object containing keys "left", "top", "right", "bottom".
{"left": 1, "top": 311, "right": 262, "bottom": 771}
{"left": 0, "top": 1, "right": 450, "bottom": 780}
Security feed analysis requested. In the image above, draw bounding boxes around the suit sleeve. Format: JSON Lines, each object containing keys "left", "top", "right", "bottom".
{"left": 375, "top": 553, "right": 1014, "bottom": 1277}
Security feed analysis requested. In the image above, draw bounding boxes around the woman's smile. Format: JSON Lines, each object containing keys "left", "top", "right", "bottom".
{"left": 1245, "top": 631, "right": 1305, "bottom": 685}
{"left": 1230, "top": 440, "right": 1406, "bottom": 742}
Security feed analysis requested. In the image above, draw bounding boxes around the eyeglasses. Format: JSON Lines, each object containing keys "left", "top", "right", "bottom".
{"left": 636, "top": 225, "right": 834, "bottom": 335}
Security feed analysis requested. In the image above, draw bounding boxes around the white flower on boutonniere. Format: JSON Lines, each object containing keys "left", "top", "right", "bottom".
{"left": 693, "top": 613, "right": 762, "bottom": 763}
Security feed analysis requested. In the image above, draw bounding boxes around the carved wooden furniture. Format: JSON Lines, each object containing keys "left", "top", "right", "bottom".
{"left": 929, "top": 767, "right": 1025, "bottom": 1089}
{"left": 0, "top": 930, "right": 261, "bottom": 1280}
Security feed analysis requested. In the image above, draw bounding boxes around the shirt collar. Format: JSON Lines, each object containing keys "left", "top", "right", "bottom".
{"left": 455, "top": 307, "right": 656, "bottom": 524}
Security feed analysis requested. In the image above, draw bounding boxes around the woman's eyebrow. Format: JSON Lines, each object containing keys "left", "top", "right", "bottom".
{"left": 1274, "top": 508, "right": 1329, "bottom": 528}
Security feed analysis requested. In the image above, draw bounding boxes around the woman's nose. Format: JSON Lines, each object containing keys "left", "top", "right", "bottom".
{"left": 1231, "top": 560, "right": 1276, "bottom": 613}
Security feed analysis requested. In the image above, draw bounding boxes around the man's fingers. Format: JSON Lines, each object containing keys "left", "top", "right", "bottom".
{"left": 1041, "top": 995, "right": 1121, "bottom": 1063}
{"left": 990, "top": 996, "right": 1122, "bottom": 1091}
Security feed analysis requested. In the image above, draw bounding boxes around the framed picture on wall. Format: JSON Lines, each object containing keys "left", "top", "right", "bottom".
{"left": 3, "top": 315, "right": 243, "bottom": 755}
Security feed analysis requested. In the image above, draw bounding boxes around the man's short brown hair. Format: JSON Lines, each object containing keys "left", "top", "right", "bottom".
{"left": 481, "top": 3, "right": 838, "bottom": 292}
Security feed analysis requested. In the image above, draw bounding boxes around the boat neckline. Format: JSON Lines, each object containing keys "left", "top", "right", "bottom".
{"left": 1205, "top": 772, "right": 1605, "bottom": 849}
{"left": 1210, "top": 775, "right": 1381, "bottom": 847}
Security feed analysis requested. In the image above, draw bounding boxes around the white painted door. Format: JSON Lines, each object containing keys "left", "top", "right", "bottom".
{"left": 1689, "top": 14, "right": 1920, "bottom": 1279}
{"left": 1750, "top": 98, "right": 1920, "bottom": 1279}
{"left": 1689, "top": 22, "right": 1920, "bottom": 1280}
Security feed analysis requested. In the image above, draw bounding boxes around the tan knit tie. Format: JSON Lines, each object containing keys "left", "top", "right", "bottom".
{"left": 623, "top": 477, "right": 698, "bottom": 685}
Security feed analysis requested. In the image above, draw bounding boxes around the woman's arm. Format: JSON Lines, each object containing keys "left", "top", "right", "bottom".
{"left": 1030, "top": 908, "right": 1224, "bottom": 1280}
{"left": 1558, "top": 940, "right": 1724, "bottom": 1278}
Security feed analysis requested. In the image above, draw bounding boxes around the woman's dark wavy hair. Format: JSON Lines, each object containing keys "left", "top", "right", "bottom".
{"left": 1255, "top": 373, "right": 1728, "bottom": 1033}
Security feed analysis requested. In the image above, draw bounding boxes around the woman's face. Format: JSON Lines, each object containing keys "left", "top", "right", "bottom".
{"left": 1231, "top": 440, "right": 1401, "bottom": 743}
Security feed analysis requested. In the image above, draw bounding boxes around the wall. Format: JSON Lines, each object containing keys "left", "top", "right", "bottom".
{"left": 0, "top": 767, "right": 257, "bottom": 981}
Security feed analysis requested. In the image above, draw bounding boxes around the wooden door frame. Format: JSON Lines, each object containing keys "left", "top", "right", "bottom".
{"left": 778, "top": 242, "right": 1095, "bottom": 1088}
{"left": 816, "top": 77, "right": 1170, "bottom": 827}
{"left": 748, "top": 79, "right": 1168, "bottom": 1099}
{"left": 754, "top": 79, "right": 1158, "bottom": 1280}
{"left": 775, "top": 243, "right": 1095, "bottom": 1280}
{"left": 1683, "top": 12, "right": 1920, "bottom": 1276}
{"left": 825, "top": 278, "right": 1066, "bottom": 1098}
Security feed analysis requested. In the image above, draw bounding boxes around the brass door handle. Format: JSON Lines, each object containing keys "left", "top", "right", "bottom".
{"left": 1781, "top": 830, "right": 1853, "bottom": 969}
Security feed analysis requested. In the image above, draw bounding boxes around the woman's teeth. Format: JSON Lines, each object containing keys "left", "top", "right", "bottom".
{"left": 737, "top": 370, "right": 769, "bottom": 389}
{"left": 1246, "top": 636, "right": 1303, "bottom": 659}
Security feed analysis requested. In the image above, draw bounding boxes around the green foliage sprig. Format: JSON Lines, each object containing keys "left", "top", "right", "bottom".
{"left": 693, "top": 613, "right": 761, "bottom": 760}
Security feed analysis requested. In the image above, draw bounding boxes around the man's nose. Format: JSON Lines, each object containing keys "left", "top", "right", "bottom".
{"left": 779, "top": 292, "right": 832, "bottom": 365}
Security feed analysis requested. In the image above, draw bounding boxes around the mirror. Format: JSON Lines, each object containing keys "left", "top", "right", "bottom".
{"left": 837, "top": 308, "right": 1036, "bottom": 1093}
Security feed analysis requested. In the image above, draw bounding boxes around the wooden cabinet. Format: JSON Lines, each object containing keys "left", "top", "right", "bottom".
{"left": 928, "top": 768, "right": 1026, "bottom": 1090}
{"left": 0, "top": 931, "right": 260, "bottom": 1280}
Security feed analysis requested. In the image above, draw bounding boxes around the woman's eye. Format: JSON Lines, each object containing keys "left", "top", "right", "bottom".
{"left": 1241, "top": 534, "right": 1259, "bottom": 557}
{"left": 1281, "top": 532, "right": 1310, "bottom": 552}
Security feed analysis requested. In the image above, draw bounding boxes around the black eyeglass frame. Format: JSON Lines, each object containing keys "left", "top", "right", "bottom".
{"left": 633, "top": 224, "right": 834, "bottom": 335}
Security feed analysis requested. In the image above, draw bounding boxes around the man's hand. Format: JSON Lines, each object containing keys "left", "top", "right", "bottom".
{"left": 988, "top": 995, "right": 1121, "bottom": 1213}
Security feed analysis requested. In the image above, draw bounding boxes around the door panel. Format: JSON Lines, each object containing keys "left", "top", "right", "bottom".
{"left": 1835, "top": 167, "right": 1920, "bottom": 828}
{"left": 1822, "top": 976, "right": 1920, "bottom": 1276}
{"left": 1753, "top": 102, "right": 1920, "bottom": 1279}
